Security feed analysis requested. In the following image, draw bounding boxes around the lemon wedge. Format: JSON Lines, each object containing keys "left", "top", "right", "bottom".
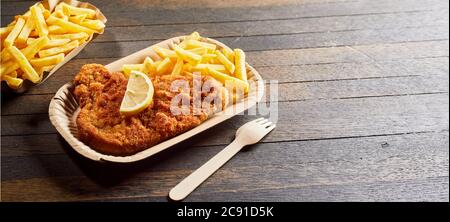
{"left": 120, "top": 70, "right": 154, "bottom": 115}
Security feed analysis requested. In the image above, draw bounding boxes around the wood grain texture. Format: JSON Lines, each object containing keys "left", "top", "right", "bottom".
{"left": 2, "top": 0, "right": 448, "bottom": 26}
{"left": 1, "top": 0, "right": 449, "bottom": 202}
{"left": 1, "top": 132, "right": 448, "bottom": 201}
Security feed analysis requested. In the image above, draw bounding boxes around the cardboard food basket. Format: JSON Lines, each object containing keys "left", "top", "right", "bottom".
{"left": 49, "top": 36, "right": 265, "bottom": 163}
{"left": 1, "top": 0, "right": 107, "bottom": 93}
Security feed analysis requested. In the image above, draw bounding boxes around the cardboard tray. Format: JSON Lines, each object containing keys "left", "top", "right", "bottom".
{"left": 49, "top": 36, "right": 264, "bottom": 163}
{"left": 2, "top": 0, "right": 107, "bottom": 93}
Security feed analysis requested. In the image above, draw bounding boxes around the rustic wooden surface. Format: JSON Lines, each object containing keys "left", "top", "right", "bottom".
{"left": 1, "top": 0, "right": 449, "bottom": 201}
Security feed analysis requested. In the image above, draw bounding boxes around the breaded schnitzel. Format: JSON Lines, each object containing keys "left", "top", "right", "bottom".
{"left": 73, "top": 64, "right": 229, "bottom": 156}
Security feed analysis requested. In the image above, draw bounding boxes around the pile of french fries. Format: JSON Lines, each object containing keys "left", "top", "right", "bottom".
{"left": 1, "top": 2, "right": 105, "bottom": 89}
{"left": 122, "top": 32, "right": 250, "bottom": 95}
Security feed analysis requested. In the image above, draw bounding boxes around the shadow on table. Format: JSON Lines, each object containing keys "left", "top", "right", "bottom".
{"left": 56, "top": 118, "right": 238, "bottom": 188}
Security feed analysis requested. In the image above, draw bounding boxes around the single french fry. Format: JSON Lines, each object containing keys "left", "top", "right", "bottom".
{"left": 2, "top": 74, "right": 24, "bottom": 89}
{"left": 37, "top": 4, "right": 51, "bottom": 19}
{"left": 172, "top": 44, "right": 202, "bottom": 65}
{"left": 48, "top": 25, "right": 67, "bottom": 34}
{"left": 200, "top": 54, "right": 217, "bottom": 63}
{"left": 30, "top": 53, "right": 64, "bottom": 67}
{"left": 157, "top": 57, "right": 173, "bottom": 75}
{"left": 42, "top": 38, "right": 71, "bottom": 49}
{"left": 184, "top": 39, "right": 216, "bottom": 51}
{"left": 38, "top": 40, "right": 78, "bottom": 57}
{"left": 46, "top": 15, "right": 95, "bottom": 35}
{"left": 16, "top": 16, "right": 35, "bottom": 45}
{"left": 153, "top": 46, "right": 177, "bottom": 59}
{"left": 171, "top": 57, "right": 184, "bottom": 76}
{"left": 215, "top": 50, "right": 235, "bottom": 74}
{"left": 187, "top": 47, "right": 208, "bottom": 55}
{"left": 31, "top": 6, "right": 49, "bottom": 37}
{"left": 6, "top": 46, "right": 40, "bottom": 83}
{"left": 0, "top": 26, "right": 14, "bottom": 39}
{"left": 193, "top": 64, "right": 227, "bottom": 73}
{"left": 187, "top": 32, "right": 200, "bottom": 40}
{"left": 79, "top": 19, "right": 105, "bottom": 31}
{"left": 3, "top": 17, "right": 26, "bottom": 47}
{"left": 0, "top": 60, "right": 15, "bottom": 77}
{"left": 234, "top": 49, "right": 247, "bottom": 82}
{"left": 26, "top": 37, "right": 36, "bottom": 45}
{"left": 205, "top": 67, "right": 249, "bottom": 93}
{"left": 122, "top": 64, "right": 143, "bottom": 77}
{"left": 221, "top": 47, "right": 234, "bottom": 63}
{"left": 69, "top": 14, "right": 87, "bottom": 24}
{"left": 0, "top": 48, "right": 9, "bottom": 62}
{"left": 61, "top": 3, "right": 97, "bottom": 19}
{"left": 54, "top": 10, "right": 69, "bottom": 21}
{"left": 49, "top": 32, "right": 89, "bottom": 41}
{"left": 152, "top": 60, "right": 161, "bottom": 70}
{"left": 179, "top": 32, "right": 200, "bottom": 49}
{"left": 54, "top": 3, "right": 64, "bottom": 15}
{"left": 142, "top": 57, "right": 156, "bottom": 76}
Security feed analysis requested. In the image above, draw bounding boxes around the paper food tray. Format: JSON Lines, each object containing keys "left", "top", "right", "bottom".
{"left": 49, "top": 36, "right": 264, "bottom": 163}
{"left": 2, "top": 0, "right": 107, "bottom": 93}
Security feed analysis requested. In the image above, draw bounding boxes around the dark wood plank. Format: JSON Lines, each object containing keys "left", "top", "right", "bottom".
{"left": 89, "top": 10, "right": 448, "bottom": 43}
{"left": 2, "top": 0, "right": 448, "bottom": 27}
{"left": 2, "top": 73, "right": 448, "bottom": 115}
{"left": 248, "top": 40, "right": 449, "bottom": 67}
{"left": 70, "top": 26, "right": 448, "bottom": 59}
{"left": 183, "top": 176, "right": 449, "bottom": 201}
{"left": 1, "top": 131, "right": 448, "bottom": 201}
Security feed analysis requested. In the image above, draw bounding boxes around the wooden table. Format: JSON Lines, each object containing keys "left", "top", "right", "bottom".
{"left": 1, "top": 0, "right": 449, "bottom": 202}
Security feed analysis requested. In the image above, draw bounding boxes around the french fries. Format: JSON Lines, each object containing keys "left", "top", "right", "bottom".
{"left": 16, "top": 16, "right": 35, "bottom": 45}
{"left": 46, "top": 16, "right": 95, "bottom": 35}
{"left": 122, "top": 64, "right": 144, "bottom": 77}
{"left": 4, "top": 17, "right": 26, "bottom": 48}
{"left": 205, "top": 67, "right": 249, "bottom": 93}
{"left": 234, "top": 49, "right": 247, "bottom": 83}
{"left": 171, "top": 57, "right": 184, "bottom": 76}
{"left": 1, "top": 2, "right": 105, "bottom": 89}
{"left": 31, "top": 5, "right": 49, "bottom": 37}
{"left": 7, "top": 46, "right": 40, "bottom": 83}
{"left": 2, "top": 72, "right": 24, "bottom": 89}
{"left": 153, "top": 46, "right": 177, "bottom": 59}
{"left": 30, "top": 53, "right": 65, "bottom": 67}
{"left": 142, "top": 57, "right": 156, "bottom": 76}
{"left": 157, "top": 57, "right": 173, "bottom": 75}
{"left": 215, "top": 50, "right": 235, "bottom": 73}
{"left": 121, "top": 32, "right": 250, "bottom": 103}
{"left": 38, "top": 40, "right": 79, "bottom": 57}
{"left": 173, "top": 44, "right": 202, "bottom": 65}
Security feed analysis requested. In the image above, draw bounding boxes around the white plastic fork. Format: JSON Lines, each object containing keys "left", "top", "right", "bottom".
{"left": 169, "top": 117, "right": 276, "bottom": 201}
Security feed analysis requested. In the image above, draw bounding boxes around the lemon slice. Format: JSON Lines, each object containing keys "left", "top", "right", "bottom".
{"left": 120, "top": 70, "right": 154, "bottom": 115}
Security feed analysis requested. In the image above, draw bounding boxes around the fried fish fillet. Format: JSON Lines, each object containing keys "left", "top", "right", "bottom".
{"left": 73, "top": 64, "right": 228, "bottom": 156}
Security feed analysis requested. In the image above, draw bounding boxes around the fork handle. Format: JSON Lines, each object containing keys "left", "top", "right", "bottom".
{"left": 169, "top": 139, "right": 243, "bottom": 201}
